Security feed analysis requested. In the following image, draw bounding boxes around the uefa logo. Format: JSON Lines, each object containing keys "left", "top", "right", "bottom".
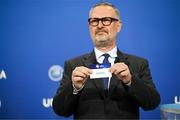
{"left": 48, "top": 65, "right": 63, "bottom": 82}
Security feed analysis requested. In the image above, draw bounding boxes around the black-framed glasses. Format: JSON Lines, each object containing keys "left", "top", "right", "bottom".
{"left": 88, "top": 17, "right": 119, "bottom": 27}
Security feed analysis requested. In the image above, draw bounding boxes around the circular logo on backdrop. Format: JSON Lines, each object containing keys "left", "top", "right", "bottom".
{"left": 48, "top": 65, "right": 63, "bottom": 82}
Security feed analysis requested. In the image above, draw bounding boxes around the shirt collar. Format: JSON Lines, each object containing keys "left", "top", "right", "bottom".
{"left": 94, "top": 46, "right": 117, "bottom": 59}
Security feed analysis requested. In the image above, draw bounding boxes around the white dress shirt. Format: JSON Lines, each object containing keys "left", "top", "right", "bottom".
{"left": 94, "top": 46, "right": 118, "bottom": 88}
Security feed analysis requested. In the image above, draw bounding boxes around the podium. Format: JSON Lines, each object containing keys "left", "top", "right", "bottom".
{"left": 160, "top": 104, "right": 180, "bottom": 119}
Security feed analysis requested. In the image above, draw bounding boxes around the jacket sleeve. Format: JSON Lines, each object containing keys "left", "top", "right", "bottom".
{"left": 52, "top": 61, "right": 79, "bottom": 117}
{"left": 128, "top": 59, "right": 161, "bottom": 110}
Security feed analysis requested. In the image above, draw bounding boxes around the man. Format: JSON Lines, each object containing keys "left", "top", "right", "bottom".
{"left": 53, "top": 2, "right": 160, "bottom": 119}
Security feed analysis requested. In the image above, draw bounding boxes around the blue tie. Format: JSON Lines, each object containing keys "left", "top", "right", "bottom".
{"left": 102, "top": 54, "right": 110, "bottom": 92}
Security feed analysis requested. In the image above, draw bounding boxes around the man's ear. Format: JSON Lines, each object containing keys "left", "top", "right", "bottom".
{"left": 117, "top": 21, "right": 122, "bottom": 33}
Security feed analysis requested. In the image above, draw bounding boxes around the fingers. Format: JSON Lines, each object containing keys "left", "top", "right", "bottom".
{"left": 109, "top": 63, "right": 127, "bottom": 75}
{"left": 72, "top": 66, "right": 92, "bottom": 78}
{"left": 72, "top": 66, "right": 92, "bottom": 86}
{"left": 73, "top": 70, "right": 87, "bottom": 78}
{"left": 120, "top": 70, "right": 129, "bottom": 77}
{"left": 109, "top": 62, "right": 132, "bottom": 83}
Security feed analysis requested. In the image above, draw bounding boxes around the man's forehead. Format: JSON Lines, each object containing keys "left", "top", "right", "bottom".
{"left": 90, "top": 6, "right": 117, "bottom": 18}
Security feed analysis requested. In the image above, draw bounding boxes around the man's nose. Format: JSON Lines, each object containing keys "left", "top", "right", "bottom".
{"left": 97, "top": 20, "right": 104, "bottom": 28}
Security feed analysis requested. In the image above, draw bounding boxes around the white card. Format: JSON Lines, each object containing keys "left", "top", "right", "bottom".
{"left": 90, "top": 68, "right": 112, "bottom": 79}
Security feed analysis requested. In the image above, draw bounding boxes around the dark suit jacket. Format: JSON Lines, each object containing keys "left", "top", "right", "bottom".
{"left": 52, "top": 49, "right": 160, "bottom": 119}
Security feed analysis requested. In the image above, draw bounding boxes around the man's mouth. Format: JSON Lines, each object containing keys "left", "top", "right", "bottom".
{"left": 96, "top": 31, "right": 107, "bottom": 35}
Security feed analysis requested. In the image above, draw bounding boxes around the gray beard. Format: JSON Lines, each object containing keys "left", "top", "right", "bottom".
{"left": 94, "top": 38, "right": 112, "bottom": 48}
{"left": 96, "top": 41, "right": 109, "bottom": 47}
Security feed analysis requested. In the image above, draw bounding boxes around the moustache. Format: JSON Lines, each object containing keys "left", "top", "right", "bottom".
{"left": 95, "top": 30, "right": 108, "bottom": 34}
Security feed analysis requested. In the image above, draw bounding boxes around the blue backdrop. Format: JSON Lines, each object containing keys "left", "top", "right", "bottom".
{"left": 0, "top": 0, "right": 180, "bottom": 119}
